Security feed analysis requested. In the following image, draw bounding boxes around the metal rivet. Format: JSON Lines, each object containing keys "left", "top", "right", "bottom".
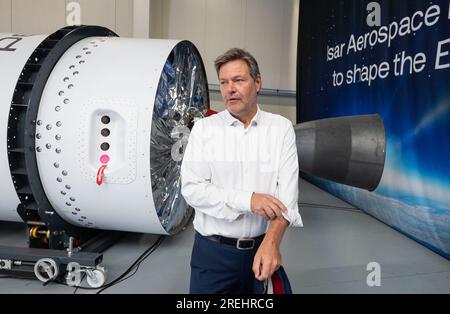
{"left": 58, "top": 91, "right": 64, "bottom": 96}
{"left": 46, "top": 143, "right": 51, "bottom": 149}
{"left": 101, "top": 128, "right": 110, "bottom": 137}
{"left": 55, "top": 106, "right": 61, "bottom": 112}
{"left": 36, "top": 147, "right": 42, "bottom": 152}
{"left": 66, "top": 202, "right": 71, "bottom": 206}
{"left": 56, "top": 148, "right": 61, "bottom": 154}
{"left": 62, "top": 170, "right": 68, "bottom": 176}
{"left": 70, "top": 197, "right": 75, "bottom": 202}
{"left": 101, "top": 116, "right": 110, "bottom": 124}
{"left": 37, "top": 120, "right": 42, "bottom": 126}
{"left": 57, "top": 177, "right": 62, "bottom": 182}
{"left": 46, "top": 124, "right": 52, "bottom": 130}
{"left": 101, "top": 143, "right": 110, "bottom": 151}
{"left": 54, "top": 162, "right": 60, "bottom": 168}
{"left": 36, "top": 133, "right": 41, "bottom": 139}
{"left": 56, "top": 121, "right": 62, "bottom": 127}
{"left": 68, "top": 84, "right": 74, "bottom": 89}
{"left": 73, "top": 71, "right": 79, "bottom": 76}
{"left": 63, "top": 99, "right": 69, "bottom": 104}
{"left": 55, "top": 134, "right": 61, "bottom": 140}
{"left": 65, "top": 185, "right": 71, "bottom": 190}
{"left": 63, "top": 77, "right": 69, "bottom": 82}
{"left": 75, "top": 208, "right": 80, "bottom": 212}
{"left": 61, "top": 191, "right": 66, "bottom": 195}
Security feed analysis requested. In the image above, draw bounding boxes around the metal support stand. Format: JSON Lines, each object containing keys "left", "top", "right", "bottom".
{"left": 0, "top": 231, "right": 126, "bottom": 287}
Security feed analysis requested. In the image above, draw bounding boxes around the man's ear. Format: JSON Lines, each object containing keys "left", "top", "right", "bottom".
{"left": 256, "top": 75, "right": 262, "bottom": 94}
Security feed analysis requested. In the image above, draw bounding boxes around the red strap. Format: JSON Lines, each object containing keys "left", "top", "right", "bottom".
{"left": 96, "top": 164, "right": 107, "bottom": 186}
{"left": 271, "top": 272, "right": 284, "bottom": 294}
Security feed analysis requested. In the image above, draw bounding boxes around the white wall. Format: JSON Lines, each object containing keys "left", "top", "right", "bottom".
{"left": 0, "top": 0, "right": 299, "bottom": 123}
{"left": 0, "top": 0, "right": 12, "bottom": 32}
{"left": 133, "top": 0, "right": 150, "bottom": 37}
{"left": 0, "top": 0, "right": 135, "bottom": 36}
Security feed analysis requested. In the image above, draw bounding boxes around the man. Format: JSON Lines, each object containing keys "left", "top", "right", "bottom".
{"left": 181, "top": 48, "right": 303, "bottom": 294}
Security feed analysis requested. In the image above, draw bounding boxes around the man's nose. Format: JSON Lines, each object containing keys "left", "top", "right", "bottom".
{"left": 227, "top": 82, "right": 236, "bottom": 94}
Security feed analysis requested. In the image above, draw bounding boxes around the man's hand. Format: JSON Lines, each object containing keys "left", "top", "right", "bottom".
{"left": 251, "top": 193, "right": 287, "bottom": 220}
{"left": 253, "top": 216, "right": 289, "bottom": 281}
{"left": 252, "top": 239, "right": 282, "bottom": 281}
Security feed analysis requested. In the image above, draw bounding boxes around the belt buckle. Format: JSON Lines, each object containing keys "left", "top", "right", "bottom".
{"left": 236, "top": 238, "right": 255, "bottom": 250}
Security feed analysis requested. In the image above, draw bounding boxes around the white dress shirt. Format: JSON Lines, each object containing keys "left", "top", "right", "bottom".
{"left": 181, "top": 106, "right": 303, "bottom": 238}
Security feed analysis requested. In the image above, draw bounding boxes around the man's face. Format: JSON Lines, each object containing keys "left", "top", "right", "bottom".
{"left": 219, "top": 59, "right": 261, "bottom": 117}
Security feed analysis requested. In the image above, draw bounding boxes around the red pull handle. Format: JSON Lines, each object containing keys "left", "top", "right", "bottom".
{"left": 207, "top": 109, "right": 218, "bottom": 116}
{"left": 96, "top": 164, "right": 107, "bottom": 186}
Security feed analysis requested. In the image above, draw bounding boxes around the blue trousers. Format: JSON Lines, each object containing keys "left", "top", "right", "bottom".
{"left": 190, "top": 232, "right": 265, "bottom": 294}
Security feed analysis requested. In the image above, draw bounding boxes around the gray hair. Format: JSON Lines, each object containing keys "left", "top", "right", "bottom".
{"left": 214, "top": 48, "right": 261, "bottom": 81}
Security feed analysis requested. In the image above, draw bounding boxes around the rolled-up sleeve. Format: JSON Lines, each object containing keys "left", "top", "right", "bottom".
{"left": 181, "top": 121, "right": 252, "bottom": 222}
{"left": 277, "top": 123, "right": 303, "bottom": 227}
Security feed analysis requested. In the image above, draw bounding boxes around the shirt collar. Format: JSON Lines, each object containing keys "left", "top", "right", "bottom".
{"left": 224, "top": 105, "right": 261, "bottom": 127}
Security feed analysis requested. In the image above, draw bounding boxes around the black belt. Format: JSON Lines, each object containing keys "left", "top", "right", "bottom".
{"left": 200, "top": 232, "right": 265, "bottom": 250}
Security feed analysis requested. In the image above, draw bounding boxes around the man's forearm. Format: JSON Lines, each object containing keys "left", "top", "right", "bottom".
{"left": 264, "top": 216, "right": 289, "bottom": 245}
{"left": 181, "top": 177, "right": 255, "bottom": 221}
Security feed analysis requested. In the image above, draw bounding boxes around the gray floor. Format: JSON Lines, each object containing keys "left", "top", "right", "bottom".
{"left": 0, "top": 178, "right": 449, "bottom": 294}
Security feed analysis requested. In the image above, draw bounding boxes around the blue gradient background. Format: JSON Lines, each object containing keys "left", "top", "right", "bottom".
{"left": 298, "top": 0, "right": 450, "bottom": 259}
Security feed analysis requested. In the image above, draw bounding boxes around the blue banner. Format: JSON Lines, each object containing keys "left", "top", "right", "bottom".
{"left": 298, "top": 0, "right": 450, "bottom": 259}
